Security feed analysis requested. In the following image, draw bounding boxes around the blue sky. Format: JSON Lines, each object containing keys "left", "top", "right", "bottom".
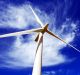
{"left": 0, "top": 0, "right": 80, "bottom": 75}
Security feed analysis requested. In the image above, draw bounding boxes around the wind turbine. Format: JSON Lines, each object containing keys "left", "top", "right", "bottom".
{"left": 0, "top": 5, "right": 79, "bottom": 75}
{"left": 29, "top": 5, "right": 80, "bottom": 75}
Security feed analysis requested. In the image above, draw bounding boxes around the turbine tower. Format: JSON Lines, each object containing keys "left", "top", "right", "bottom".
{"left": 0, "top": 5, "right": 79, "bottom": 75}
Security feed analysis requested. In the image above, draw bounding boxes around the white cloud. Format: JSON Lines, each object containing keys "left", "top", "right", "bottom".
{"left": 0, "top": 3, "right": 77, "bottom": 68}
{"left": 0, "top": 4, "right": 52, "bottom": 29}
{"left": 43, "top": 71, "right": 56, "bottom": 75}
{"left": 0, "top": 4, "right": 37, "bottom": 28}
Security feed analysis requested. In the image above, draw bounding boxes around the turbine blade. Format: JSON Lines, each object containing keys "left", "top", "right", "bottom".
{"left": 35, "top": 34, "right": 39, "bottom": 42}
{"left": 46, "top": 30, "right": 80, "bottom": 53}
{"left": 68, "top": 43, "right": 80, "bottom": 53}
{"left": 0, "top": 28, "right": 43, "bottom": 38}
{"left": 29, "top": 5, "right": 44, "bottom": 27}
{"left": 35, "top": 33, "right": 43, "bottom": 55}
{"left": 46, "top": 30, "right": 67, "bottom": 44}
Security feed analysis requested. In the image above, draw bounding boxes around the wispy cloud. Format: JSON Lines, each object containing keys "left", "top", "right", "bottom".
{"left": 0, "top": 3, "right": 77, "bottom": 68}
{"left": 42, "top": 71, "right": 56, "bottom": 75}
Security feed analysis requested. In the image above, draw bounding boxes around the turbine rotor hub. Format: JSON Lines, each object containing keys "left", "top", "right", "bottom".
{"left": 41, "top": 24, "right": 49, "bottom": 34}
